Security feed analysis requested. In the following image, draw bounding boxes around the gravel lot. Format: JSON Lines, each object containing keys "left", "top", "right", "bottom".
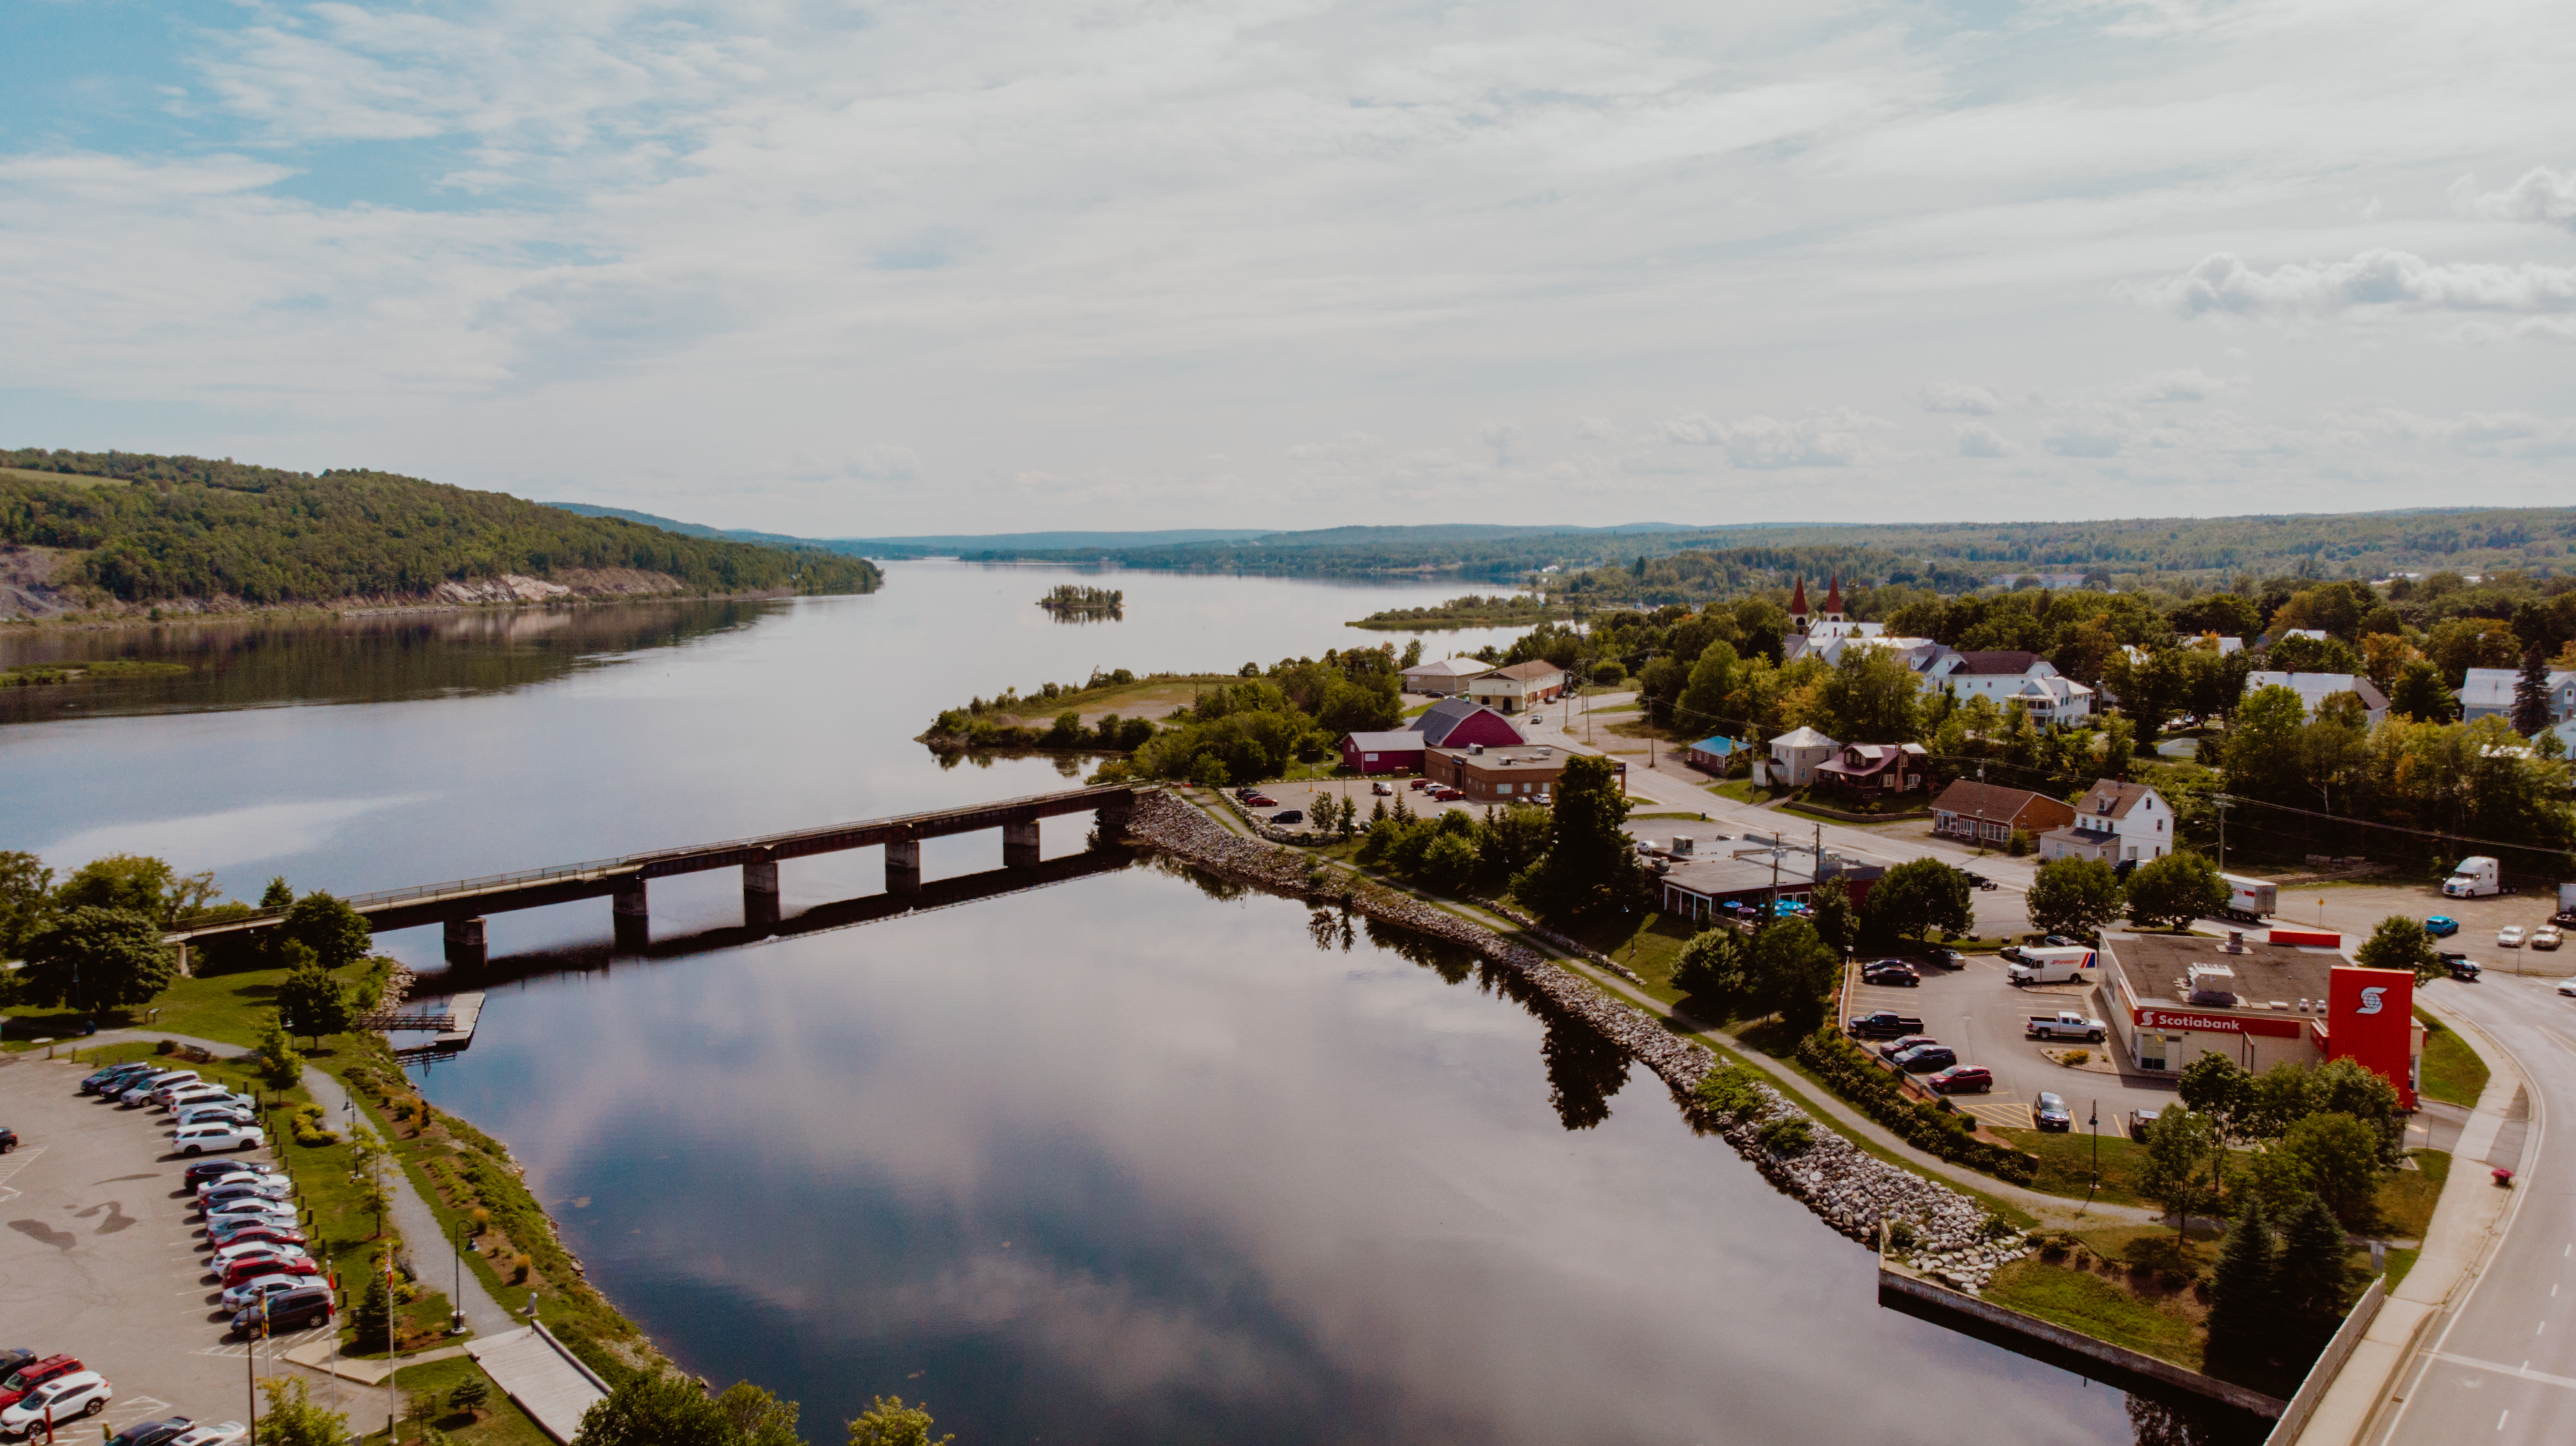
{"left": 0, "top": 1052, "right": 377, "bottom": 1436}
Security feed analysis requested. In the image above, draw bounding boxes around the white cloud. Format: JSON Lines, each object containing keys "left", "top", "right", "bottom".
{"left": 2454, "top": 167, "right": 2576, "bottom": 230}
{"left": 2120, "top": 368, "right": 2232, "bottom": 402}
{"left": 42, "top": 796, "right": 428, "bottom": 874}
{"left": 1919, "top": 382, "right": 2003, "bottom": 415}
{"left": 2131, "top": 249, "right": 2576, "bottom": 322}
{"left": 1660, "top": 408, "right": 1888, "bottom": 468}
{"left": 1953, "top": 422, "right": 2011, "bottom": 457}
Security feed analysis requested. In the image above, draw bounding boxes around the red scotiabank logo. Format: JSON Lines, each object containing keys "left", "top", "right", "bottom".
{"left": 2327, "top": 967, "right": 2416, "bottom": 1108}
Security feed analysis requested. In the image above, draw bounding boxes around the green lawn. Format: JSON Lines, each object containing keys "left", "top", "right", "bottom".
{"left": 2375, "top": 1150, "right": 2450, "bottom": 1239}
{"left": 4, "top": 959, "right": 386, "bottom": 1053}
{"left": 1991, "top": 1126, "right": 2151, "bottom": 1208}
{"left": 1982, "top": 1258, "right": 2206, "bottom": 1368}
{"left": 353, "top": 1352, "right": 553, "bottom": 1446}
{"left": 2416, "top": 1009, "right": 2490, "bottom": 1107}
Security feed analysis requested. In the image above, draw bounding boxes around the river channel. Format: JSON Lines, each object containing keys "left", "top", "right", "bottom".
{"left": 0, "top": 563, "right": 2241, "bottom": 1444}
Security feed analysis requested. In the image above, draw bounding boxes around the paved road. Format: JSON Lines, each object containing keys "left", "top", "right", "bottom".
{"left": 2370, "top": 974, "right": 2575, "bottom": 1445}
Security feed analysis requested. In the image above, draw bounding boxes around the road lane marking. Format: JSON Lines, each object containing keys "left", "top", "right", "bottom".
{"left": 2436, "top": 1353, "right": 2576, "bottom": 1393}
{"left": 2499, "top": 1409, "right": 2509, "bottom": 1429}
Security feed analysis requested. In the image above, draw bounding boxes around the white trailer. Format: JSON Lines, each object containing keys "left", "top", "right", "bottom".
{"left": 2221, "top": 874, "right": 2277, "bottom": 923}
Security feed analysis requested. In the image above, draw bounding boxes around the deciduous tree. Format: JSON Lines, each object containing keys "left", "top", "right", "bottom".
{"left": 281, "top": 892, "right": 374, "bottom": 970}
{"left": 2124, "top": 852, "right": 2229, "bottom": 930}
{"left": 276, "top": 944, "right": 362, "bottom": 1047}
{"left": 2354, "top": 915, "right": 2441, "bottom": 984}
{"left": 2137, "top": 1106, "right": 2220, "bottom": 1238}
{"left": 1746, "top": 917, "right": 1841, "bottom": 1033}
{"left": 848, "top": 1396, "right": 950, "bottom": 1446}
{"left": 19, "top": 905, "right": 177, "bottom": 1016}
{"left": 2025, "top": 857, "right": 2124, "bottom": 940}
{"left": 2282, "top": 1111, "right": 2383, "bottom": 1227}
{"left": 1857, "top": 857, "right": 1974, "bottom": 946}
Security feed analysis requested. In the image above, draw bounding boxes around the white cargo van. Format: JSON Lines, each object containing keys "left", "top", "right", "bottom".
{"left": 2006, "top": 947, "right": 2100, "bottom": 986}
{"left": 2442, "top": 857, "right": 2503, "bottom": 898}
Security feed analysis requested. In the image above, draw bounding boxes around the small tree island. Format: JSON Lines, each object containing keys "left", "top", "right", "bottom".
{"left": 1038, "top": 584, "right": 1124, "bottom": 620}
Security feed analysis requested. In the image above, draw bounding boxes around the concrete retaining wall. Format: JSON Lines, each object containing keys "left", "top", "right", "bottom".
{"left": 2264, "top": 1277, "right": 2387, "bottom": 1445}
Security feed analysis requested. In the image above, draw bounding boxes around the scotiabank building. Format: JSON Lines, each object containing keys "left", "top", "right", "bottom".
{"left": 2098, "top": 930, "right": 2423, "bottom": 1108}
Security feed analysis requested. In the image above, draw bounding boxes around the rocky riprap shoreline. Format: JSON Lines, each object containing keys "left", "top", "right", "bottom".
{"left": 1123, "top": 789, "right": 2002, "bottom": 1253}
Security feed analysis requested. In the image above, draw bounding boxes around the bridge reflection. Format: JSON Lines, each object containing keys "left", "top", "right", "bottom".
{"left": 405, "top": 845, "right": 1138, "bottom": 1002}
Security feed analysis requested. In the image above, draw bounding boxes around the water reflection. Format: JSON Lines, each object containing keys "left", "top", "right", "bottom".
{"left": 0, "top": 600, "right": 776, "bottom": 723}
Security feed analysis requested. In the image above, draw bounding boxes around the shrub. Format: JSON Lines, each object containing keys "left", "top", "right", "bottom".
{"left": 1888, "top": 1220, "right": 1919, "bottom": 1251}
{"left": 2007, "top": 827, "right": 2031, "bottom": 856}
{"left": 1692, "top": 1062, "right": 1768, "bottom": 1123}
{"left": 1755, "top": 1118, "right": 1814, "bottom": 1156}
{"left": 1795, "top": 1030, "right": 2038, "bottom": 1185}
{"left": 2062, "top": 1049, "right": 2090, "bottom": 1066}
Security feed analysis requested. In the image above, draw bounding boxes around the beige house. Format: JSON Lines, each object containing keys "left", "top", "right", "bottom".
{"left": 1467, "top": 660, "right": 1568, "bottom": 713}
{"left": 1400, "top": 657, "right": 1493, "bottom": 696}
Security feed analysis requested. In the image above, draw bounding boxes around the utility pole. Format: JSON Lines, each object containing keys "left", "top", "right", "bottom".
{"left": 2213, "top": 794, "right": 2233, "bottom": 872}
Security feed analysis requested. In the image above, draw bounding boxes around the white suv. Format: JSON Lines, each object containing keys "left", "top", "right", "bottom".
{"left": 0, "top": 1371, "right": 112, "bottom": 1434}
{"left": 174, "top": 1124, "right": 267, "bottom": 1157}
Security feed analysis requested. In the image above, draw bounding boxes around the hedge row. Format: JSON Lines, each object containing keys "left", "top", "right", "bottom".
{"left": 1796, "top": 1030, "right": 2038, "bottom": 1186}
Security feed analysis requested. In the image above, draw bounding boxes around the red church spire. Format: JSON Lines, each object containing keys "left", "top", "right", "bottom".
{"left": 1823, "top": 573, "right": 1844, "bottom": 614}
{"left": 1789, "top": 576, "right": 1809, "bottom": 615}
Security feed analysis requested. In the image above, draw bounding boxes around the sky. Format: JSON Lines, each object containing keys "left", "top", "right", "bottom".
{"left": 2, "top": 0, "right": 2572, "bottom": 536}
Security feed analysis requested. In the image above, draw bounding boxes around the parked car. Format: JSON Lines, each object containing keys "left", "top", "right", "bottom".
{"left": 0, "top": 1372, "right": 111, "bottom": 1436}
{"left": 1919, "top": 947, "right": 1966, "bottom": 970}
{"left": 0, "top": 1357, "right": 82, "bottom": 1414}
{"left": 1371, "top": 781, "right": 1394, "bottom": 796}
{"left": 1269, "top": 810, "right": 1304, "bottom": 825}
{"left": 187, "top": 1160, "right": 281, "bottom": 1187}
{"left": 151, "top": 1081, "right": 231, "bottom": 1110}
{"left": 1860, "top": 960, "right": 1921, "bottom": 988}
{"left": 2041, "top": 934, "right": 2082, "bottom": 949}
{"left": 82, "top": 1064, "right": 158, "bottom": 1095}
{"left": 208, "top": 1226, "right": 307, "bottom": 1255}
{"left": 231, "top": 1284, "right": 332, "bottom": 1338}
{"left": 2126, "top": 1105, "right": 2163, "bottom": 1140}
{"left": 2032, "top": 1092, "right": 2075, "bottom": 1132}
{"left": 205, "top": 1205, "right": 300, "bottom": 1235}
{"left": 166, "top": 1425, "right": 249, "bottom": 1446}
{"left": 1430, "top": 786, "right": 1464, "bottom": 801}
{"left": 1846, "top": 1010, "right": 1926, "bottom": 1040}
{"left": 1409, "top": 778, "right": 1430, "bottom": 791}
{"left": 2534, "top": 925, "right": 2564, "bottom": 951}
{"left": 2425, "top": 915, "right": 2461, "bottom": 938}
{"left": 206, "top": 1220, "right": 305, "bottom": 1250}
{"left": 2499, "top": 926, "right": 2526, "bottom": 948}
{"left": 107, "top": 1417, "right": 195, "bottom": 1446}
{"left": 214, "top": 1240, "right": 309, "bottom": 1270}
{"left": 0, "top": 1357, "right": 26, "bottom": 1385}
{"left": 220, "top": 1256, "right": 321, "bottom": 1290}
{"left": 1877, "top": 1033, "right": 1940, "bottom": 1060}
{"left": 2559, "top": 977, "right": 2576, "bottom": 999}
{"left": 219, "top": 1274, "right": 315, "bottom": 1312}
{"left": 0, "top": 1128, "right": 14, "bottom": 1154}
{"left": 1891, "top": 1044, "right": 1958, "bottom": 1074}
{"left": 1925, "top": 1065, "right": 1993, "bottom": 1094}
{"left": 1244, "top": 794, "right": 1277, "bottom": 808}
{"left": 199, "top": 1178, "right": 291, "bottom": 1210}
{"left": 174, "top": 1124, "right": 268, "bottom": 1158}
{"left": 118, "top": 1071, "right": 197, "bottom": 1106}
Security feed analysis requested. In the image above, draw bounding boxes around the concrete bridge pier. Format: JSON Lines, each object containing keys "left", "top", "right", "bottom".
{"left": 743, "top": 859, "right": 781, "bottom": 929}
{"left": 613, "top": 879, "right": 650, "bottom": 949}
{"left": 1002, "top": 819, "right": 1042, "bottom": 869}
{"left": 444, "top": 916, "right": 488, "bottom": 969}
{"left": 886, "top": 840, "right": 923, "bottom": 895}
{"left": 1093, "top": 798, "right": 1135, "bottom": 847}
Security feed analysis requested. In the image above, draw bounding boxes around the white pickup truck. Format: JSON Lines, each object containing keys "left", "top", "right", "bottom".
{"left": 2025, "top": 1010, "right": 2107, "bottom": 1042}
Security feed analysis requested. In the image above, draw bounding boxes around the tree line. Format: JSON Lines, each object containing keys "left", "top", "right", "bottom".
{"left": 1, "top": 448, "right": 882, "bottom": 605}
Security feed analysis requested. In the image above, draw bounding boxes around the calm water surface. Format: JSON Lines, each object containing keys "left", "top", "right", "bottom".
{"left": 0, "top": 563, "right": 2240, "bottom": 1444}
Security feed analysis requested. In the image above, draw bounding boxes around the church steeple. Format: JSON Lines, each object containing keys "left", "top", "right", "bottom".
{"left": 1820, "top": 573, "right": 1846, "bottom": 623}
{"left": 1788, "top": 576, "right": 1811, "bottom": 632}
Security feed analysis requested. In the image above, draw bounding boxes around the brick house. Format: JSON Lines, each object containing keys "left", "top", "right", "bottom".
{"left": 1927, "top": 780, "right": 2076, "bottom": 847}
{"left": 1423, "top": 744, "right": 1620, "bottom": 803}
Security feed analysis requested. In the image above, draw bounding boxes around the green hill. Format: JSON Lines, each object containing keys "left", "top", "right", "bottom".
{"left": 0, "top": 449, "right": 880, "bottom": 610}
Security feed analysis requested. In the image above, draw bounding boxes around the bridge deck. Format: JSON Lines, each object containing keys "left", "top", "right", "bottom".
{"left": 174, "top": 784, "right": 1140, "bottom": 941}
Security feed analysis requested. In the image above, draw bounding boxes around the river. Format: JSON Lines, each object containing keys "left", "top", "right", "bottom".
{"left": 0, "top": 563, "right": 2242, "bottom": 1445}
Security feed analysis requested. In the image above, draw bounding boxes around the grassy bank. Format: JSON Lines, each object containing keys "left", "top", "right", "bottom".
{"left": 2416, "top": 1008, "right": 2489, "bottom": 1107}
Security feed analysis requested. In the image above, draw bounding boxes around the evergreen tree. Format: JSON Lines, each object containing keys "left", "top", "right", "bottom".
{"left": 1509, "top": 754, "right": 1648, "bottom": 924}
{"left": 2273, "top": 1191, "right": 2355, "bottom": 1365}
{"left": 2512, "top": 648, "right": 2555, "bottom": 737}
{"left": 1805, "top": 879, "right": 1857, "bottom": 955}
{"left": 2204, "top": 1196, "right": 2278, "bottom": 1384}
{"left": 257, "top": 1013, "right": 306, "bottom": 1089}
{"left": 352, "top": 1270, "right": 394, "bottom": 1346}
{"left": 260, "top": 876, "right": 296, "bottom": 909}
{"left": 275, "top": 943, "right": 361, "bottom": 1047}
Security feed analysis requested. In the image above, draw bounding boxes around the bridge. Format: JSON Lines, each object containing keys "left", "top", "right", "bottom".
{"left": 172, "top": 784, "right": 1143, "bottom": 966}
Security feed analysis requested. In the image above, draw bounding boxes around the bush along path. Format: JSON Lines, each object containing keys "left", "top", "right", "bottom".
{"left": 1124, "top": 791, "right": 2012, "bottom": 1256}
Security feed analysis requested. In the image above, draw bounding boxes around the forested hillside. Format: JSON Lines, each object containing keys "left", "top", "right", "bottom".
{"left": 0, "top": 449, "right": 880, "bottom": 610}
{"left": 968, "top": 510, "right": 2576, "bottom": 591}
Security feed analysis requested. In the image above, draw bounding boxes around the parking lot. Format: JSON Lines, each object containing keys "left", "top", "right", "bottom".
{"left": 0, "top": 1052, "right": 372, "bottom": 1438}
{"left": 1842, "top": 951, "right": 2173, "bottom": 1133}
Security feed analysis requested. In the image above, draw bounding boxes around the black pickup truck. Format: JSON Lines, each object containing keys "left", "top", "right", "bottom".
{"left": 1845, "top": 1009, "right": 1928, "bottom": 1040}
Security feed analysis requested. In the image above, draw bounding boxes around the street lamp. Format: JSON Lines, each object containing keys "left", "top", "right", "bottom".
{"left": 451, "top": 1219, "right": 468, "bottom": 1335}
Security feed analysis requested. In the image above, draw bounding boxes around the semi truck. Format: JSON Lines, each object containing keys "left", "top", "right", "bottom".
{"left": 2221, "top": 874, "right": 2277, "bottom": 923}
{"left": 2442, "top": 856, "right": 2506, "bottom": 898}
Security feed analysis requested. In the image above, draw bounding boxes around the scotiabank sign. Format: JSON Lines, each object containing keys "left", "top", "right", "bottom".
{"left": 2328, "top": 967, "right": 2418, "bottom": 1109}
{"left": 2134, "top": 1008, "right": 2305, "bottom": 1039}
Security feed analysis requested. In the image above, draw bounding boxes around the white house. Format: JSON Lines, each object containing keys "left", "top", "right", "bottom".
{"left": 1923, "top": 650, "right": 2096, "bottom": 723}
{"left": 2459, "top": 667, "right": 2576, "bottom": 724}
{"left": 1766, "top": 726, "right": 1839, "bottom": 787}
{"left": 2037, "top": 779, "right": 2174, "bottom": 866}
{"left": 2245, "top": 671, "right": 2390, "bottom": 727}
{"left": 1400, "top": 657, "right": 1495, "bottom": 696}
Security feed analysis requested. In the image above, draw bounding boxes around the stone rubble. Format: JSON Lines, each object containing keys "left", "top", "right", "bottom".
{"left": 1124, "top": 789, "right": 2002, "bottom": 1254}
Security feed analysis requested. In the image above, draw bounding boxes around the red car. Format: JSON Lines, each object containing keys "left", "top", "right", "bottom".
{"left": 208, "top": 1225, "right": 308, "bottom": 1253}
{"left": 1926, "top": 1065, "right": 1994, "bottom": 1094}
{"left": 0, "top": 1356, "right": 83, "bottom": 1414}
{"left": 1245, "top": 794, "right": 1278, "bottom": 808}
{"left": 1408, "top": 778, "right": 1430, "bottom": 791}
{"left": 221, "top": 1256, "right": 322, "bottom": 1290}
